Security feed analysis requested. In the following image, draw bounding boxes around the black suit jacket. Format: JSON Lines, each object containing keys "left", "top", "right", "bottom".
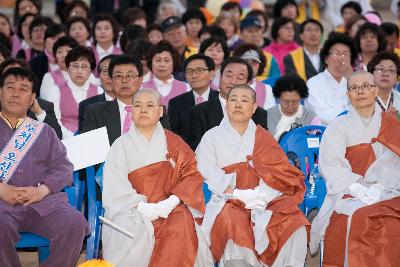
{"left": 188, "top": 97, "right": 268, "bottom": 150}
{"left": 82, "top": 99, "right": 170, "bottom": 145}
{"left": 27, "top": 98, "right": 62, "bottom": 139}
{"left": 168, "top": 89, "right": 219, "bottom": 142}
{"left": 30, "top": 52, "right": 49, "bottom": 95}
{"left": 283, "top": 49, "right": 324, "bottom": 80}
{"left": 78, "top": 93, "right": 107, "bottom": 133}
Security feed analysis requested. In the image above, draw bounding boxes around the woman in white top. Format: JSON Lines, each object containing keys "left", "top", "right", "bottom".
{"left": 141, "top": 40, "right": 190, "bottom": 109}
{"left": 40, "top": 36, "right": 78, "bottom": 99}
{"left": 92, "top": 14, "right": 122, "bottom": 75}
{"left": 233, "top": 43, "right": 276, "bottom": 110}
{"left": 367, "top": 51, "right": 400, "bottom": 113}
{"left": 44, "top": 46, "right": 102, "bottom": 139}
{"left": 199, "top": 36, "right": 229, "bottom": 91}
{"left": 306, "top": 33, "right": 357, "bottom": 125}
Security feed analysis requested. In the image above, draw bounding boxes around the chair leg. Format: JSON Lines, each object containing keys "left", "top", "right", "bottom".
{"left": 38, "top": 246, "right": 50, "bottom": 263}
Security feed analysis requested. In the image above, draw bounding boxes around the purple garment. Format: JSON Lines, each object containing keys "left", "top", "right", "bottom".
{"left": 0, "top": 119, "right": 88, "bottom": 267}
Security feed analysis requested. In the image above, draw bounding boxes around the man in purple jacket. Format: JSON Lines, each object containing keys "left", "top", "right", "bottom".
{"left": 0, "top": 67, "right": 88, "bottom": 267}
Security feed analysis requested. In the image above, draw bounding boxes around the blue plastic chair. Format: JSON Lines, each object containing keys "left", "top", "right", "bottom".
{"left": 86, "top": 164, "right": 104, "bottom": 260}
{"left": 279, "top": 125, "right": 327, "bottom": 217}
{"left": 15, "top": 171, "right": 83, "bottom": 263}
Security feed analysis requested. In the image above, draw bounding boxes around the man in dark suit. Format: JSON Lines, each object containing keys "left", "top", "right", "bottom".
{"left": 283, "top": 19, "right": 325, "bottom": 81}
{"left": 78, "top": 55, "right": 116, "bottom": 132}
{"left": 188, "top": 57, "right": 268, "bottom": 150}
{"left": 169, "top": 54, "right": 219, "bottom": 142}
{"left": 82, "top": 55, "right": 169, "bottom": 145}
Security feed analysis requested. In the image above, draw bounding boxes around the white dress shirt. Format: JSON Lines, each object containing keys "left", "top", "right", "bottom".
{"left": 193, "top": 86, "right": 211, "bottom": 103}
{"left": 40, "top": 70, "right": 70, "bottom": 100}
{"left": 105, "top": 92, "right": 114, "bottom": 101}
{"left": 152, "top": 76, "right": 190, "bottom": 97}
{"left": 45, "top": 79, "right": 103, "bottom": 139}
{"left": 96, "top": 43, "right": 114, "bottom": 61}
{"left": 304, "top": 48, "right": 321, "bottom": 72}
{"left": 305, "top": 69, "right": 349, "bottom": 125}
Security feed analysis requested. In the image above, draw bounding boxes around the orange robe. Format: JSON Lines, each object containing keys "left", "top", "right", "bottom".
{"left": 323, "top": 113, "right": 400, "bottom": 267}
{"left": 128, "top": 130, "right": 205, "bottom": 267}
{"left": 210, "top": 126, "right": 310, "bottom": 266}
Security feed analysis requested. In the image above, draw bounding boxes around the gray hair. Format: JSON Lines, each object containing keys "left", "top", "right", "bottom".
{"left": 347, "top": 71, "right": 375, "bottom": 89}
{"left": 133, "top": 88, "right": 162, "bottom": 105}
{"left": 227, "top": 84, "right": 256, "bottom": 102}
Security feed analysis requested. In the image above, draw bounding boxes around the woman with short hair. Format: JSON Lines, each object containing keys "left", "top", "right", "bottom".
{"left": 141, "top": 40, "right": 190, "bottom": 109}
{"left": 268, "top": 74, "right": 321, "bottom": 140}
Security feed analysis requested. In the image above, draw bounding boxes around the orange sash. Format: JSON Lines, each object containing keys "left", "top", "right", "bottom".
{"left": 210, "top": 126, "right": 309, "bottom": 266}
{"left": 127, "top": 130, "right": 205, "bottom": 267}
{"left": 323, "top": 113, "right": 400, "bottom": 267}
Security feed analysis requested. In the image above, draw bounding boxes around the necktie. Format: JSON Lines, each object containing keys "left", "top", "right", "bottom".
{"left": 123, "top": 105, "right": 132, "bottom": 133}
{"left": 196, "top": 96, "right": 204, "bottom": 105}
{"left": 114, "top": 0, "right": 120, "bottom": 11}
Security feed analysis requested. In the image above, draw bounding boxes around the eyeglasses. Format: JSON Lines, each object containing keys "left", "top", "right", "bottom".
{"left": 32, "top": 26, "right": 46, "bottom": 34}
{"left": 348, "top": 83, "right": 376, "bottom": 93}
{"left": 132, "top": 103, "right": 161, "bottom": 110}
{"left": 185, "top": 68, "right": 209, "bottom": 76}
{"left": 69, "top": 63, "right": 91, "bottom": 71}
{"left": 329, "top": 50, "right": 351, "bottom": 57}
{"left": 112, "top": 73, "right": 140, "bottom": 82}
{"left": 374, "top": 67, "right": 397, "bottom": 75}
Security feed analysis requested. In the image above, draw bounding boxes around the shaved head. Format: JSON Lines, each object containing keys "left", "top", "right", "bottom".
{"left": 133, "top": 88, "right": 162, "bottom": 105}
{"left": 347, "top": 71, "right": 375, "bottom": 89}
{"left": 227, "top": 84, "right": 256, "bottom": 102}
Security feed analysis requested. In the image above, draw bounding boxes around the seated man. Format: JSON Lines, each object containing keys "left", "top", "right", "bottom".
{"left": 0, "top": 67, "right": 88, "bottom": 267}
{"left": 82, "top": 55, "right": 170, "bottom": 146}
{"left": 196, "top": 84, "right": 309, "bottom": 266}
{"left": 102, "top": 89, "right": 211, "bottom": 267}
{"left": 310, "top": 71, "right": 400, "bottom": 266}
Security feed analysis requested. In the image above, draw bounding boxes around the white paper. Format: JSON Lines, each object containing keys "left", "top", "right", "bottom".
{"left": 62, "top": 127, "right": 110, "bottom": 171}
{"left": 307, "top": 137, "right": 320, "bottom": 148}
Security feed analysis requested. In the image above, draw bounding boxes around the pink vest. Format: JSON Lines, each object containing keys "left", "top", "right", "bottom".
{"left": 11, "top": 35, "right": 22, "bottom": 57}
{"left": 59, "top": 81, "right": 98, "bottom": 132}
{"left": 255, "top": 80, "right": 267, "bottom": 107}
{"left": 92, "top": 45, "right": 122, "bottom": 77}
{"left": 50, "top": 69, "right": 66, "bottom": 85}
{"left": 142, "top": 76, "right": 187, "bottom": 108}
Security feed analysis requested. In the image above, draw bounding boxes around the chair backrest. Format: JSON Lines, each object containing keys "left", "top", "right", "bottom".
{"left": 279, "top": 125, "right": 326, "bottom": 176}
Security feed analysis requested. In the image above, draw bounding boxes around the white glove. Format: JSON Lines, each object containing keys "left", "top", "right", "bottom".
{"left": 155, "top": 195, "right": 180, "bottom": 219}
{"left": 233, "top": 189, "right": 264, "bottom": 202}
{"left": 137, "top": 202, "right": 160, "bottom": 221}
{"left": 348, "top": 183, "right": 384, "bottom": 205}
{"left": 365, "top": 184, "right": 385, "bottom": 204}
{"left": 245, "top": 199, "right": 266, "bottom": 211}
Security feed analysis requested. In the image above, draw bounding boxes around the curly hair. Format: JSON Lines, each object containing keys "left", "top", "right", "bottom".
{"left": 320, "top": 33, "right": 358, "bottom": 66}
{"left": 273, "top": 73, "right": 309, "bottom": 99}
{"left": 367, "top": 51, "right": 400, "bottom": 76}
{"left": 92, "top": 13, "right": 120, "bottom": 45}
{"left": 355, "top": 22, "right": 387, "bottom": 53}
